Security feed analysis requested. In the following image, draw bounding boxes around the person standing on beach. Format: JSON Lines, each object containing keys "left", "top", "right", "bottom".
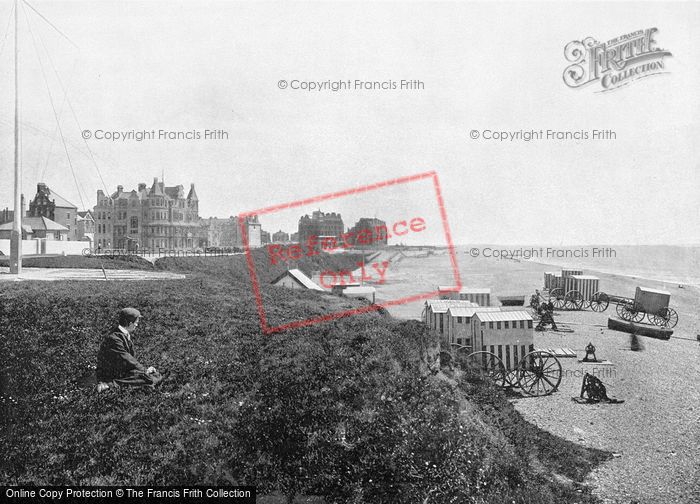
{"left": 96, "top": 308, "right": 165, "bottom": 392}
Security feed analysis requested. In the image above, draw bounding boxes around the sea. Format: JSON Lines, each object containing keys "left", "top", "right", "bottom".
{"left": 466, "top": 245, "right": 700, "bottom": 288}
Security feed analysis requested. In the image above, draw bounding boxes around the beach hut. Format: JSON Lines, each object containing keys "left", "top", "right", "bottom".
{"left": 446, "top": 306, "right": 501, "bottom": 347}
{"left": 544, "top": 272, "right": 564, "bottom": 290}
{"left": 437, "top": 286, "right": 459, "bottom": 299}
{"left": 472, "top": 310, "right": 534, "bottom": 370}
{"left": 635, "top": 286, "right": 671, "bottom": 315}
{"left": 457, "top": 288, "right": 491, "bottom": 306}
{"left": 564, "top": 275, "right": 600, "bottom": 301}
{"left": 437, "top": 286, "right": 491, "bottom": 306}
{"left": 561, "top": 268, "right": 583, "bottom": 279}
{"left": 424, "top": 299, "right": 479, "bottom": 338}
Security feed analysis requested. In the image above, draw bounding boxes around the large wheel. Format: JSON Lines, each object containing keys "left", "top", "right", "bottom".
{"left": 649, "top": 307, "right": 678, "bottom": 328}
{"left": 617, "top": 301, "right": 643, "bottom": 322}
{"left": 460, "top": 351, "right": 507, "bottom": 388}
{"left": 630, "top": 307, "right": 645, "bottom": 323}
{"left": 517, "top": 351, "right": 562, "bottom": 397}
{"left": 565, "top": 290, "right": 584, "bottom": 311}
{"left": 590, "top": 292, "right": 610, "bottom": 312}
{"left": 549, "top": 288, "right": 566, "bottom": 310}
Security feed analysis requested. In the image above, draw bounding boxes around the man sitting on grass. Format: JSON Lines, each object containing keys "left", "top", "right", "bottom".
{"left": 96, "top": 307, "right": 166, "bottom": 392}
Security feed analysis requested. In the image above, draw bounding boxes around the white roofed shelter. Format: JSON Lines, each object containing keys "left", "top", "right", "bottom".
{"left": 271, "top": 269, "right": 324, "bottom": 291}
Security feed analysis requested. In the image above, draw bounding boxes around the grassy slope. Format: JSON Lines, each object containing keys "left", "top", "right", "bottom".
{"left": 0, "top": 251, "right": 610, "bottom": 502}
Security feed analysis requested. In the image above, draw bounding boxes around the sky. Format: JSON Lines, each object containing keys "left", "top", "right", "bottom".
{"left": 0, "top": 0, "right": 698, "bottom": 245}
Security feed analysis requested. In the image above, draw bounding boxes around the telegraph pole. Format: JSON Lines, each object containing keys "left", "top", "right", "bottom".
{"left": 10, "top": 0, "right": 21, "bottom": 274}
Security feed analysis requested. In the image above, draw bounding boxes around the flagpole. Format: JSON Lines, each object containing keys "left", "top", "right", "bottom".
{"left": 10, "top": 0, "right": 22, "bottom": 274}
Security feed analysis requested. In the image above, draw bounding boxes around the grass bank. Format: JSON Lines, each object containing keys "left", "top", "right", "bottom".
{"left": 0, "top": 253, "right": 610, "bottom": 502}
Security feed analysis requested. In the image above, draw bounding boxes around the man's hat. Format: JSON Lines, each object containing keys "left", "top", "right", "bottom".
{"left": 119, "top": 307, "right": 142, "bottom": 324}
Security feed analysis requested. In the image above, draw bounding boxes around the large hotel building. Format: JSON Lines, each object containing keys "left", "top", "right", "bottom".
{"left": 94, "top": 178, "right": 208, "bottom": 250}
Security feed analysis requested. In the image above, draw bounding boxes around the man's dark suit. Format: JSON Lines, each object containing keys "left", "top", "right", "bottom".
{"left": 96, "top": 329, "right": 163, "bottom": 387}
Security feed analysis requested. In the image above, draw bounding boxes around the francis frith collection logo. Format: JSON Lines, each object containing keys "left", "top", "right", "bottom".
{"left": 563, "top": 28, "right": 672, "bottom": 91}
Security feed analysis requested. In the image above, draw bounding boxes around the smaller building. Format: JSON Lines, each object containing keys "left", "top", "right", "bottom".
{"left": 339, "top": 285, "right": 376, "bottom": 303}
{"left": 271, "top": 268, "right": 324, "bottom": 291}
{"left": 0, "top": 216, "right": 68, "bottom": 240}
{"left": 331, "top": 283, "right": 376, "bottom": 303}
{"left": 331, "top": 282, "right": 361, "bottom": 295}
{"left": 28, "top": 183, "right": 79, "bottom": 241}
{"left": 347, "top": 217, "right": 388, "bottom": 247}
{"left": 207, "top": 215, "right": 262, "bottom": 249}
{"left": 0, "top": 207, "right": 17, "bottom": 225}
{"left": 77, "top": 210, "right": 95, "bottom": 242}
{"left": 272, "top": 230, "right": 290, "bottom": 243}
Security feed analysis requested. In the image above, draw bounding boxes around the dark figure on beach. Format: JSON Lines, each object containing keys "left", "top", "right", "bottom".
{"left": 96, "top": 308, "right": 165, "bottom": 392}
{"left": 536, "top": 302, "right": 558, "bottom": 331}
{"left": 530, "top": 293, "right": 540, "bottom": 310}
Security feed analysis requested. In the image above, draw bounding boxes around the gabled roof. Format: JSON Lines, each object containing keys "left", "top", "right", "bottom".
{"left": 165, "top": 185, "right": 185, "bottom": 199}
{"left": 26, "top": 216, "right": 69, "bottom": 231}
{"left": 45, "top": 189, "right": 77, "bottom": 209}
{"left": 474, "top": 310, "right": 533, "bottom": 322}
{"left": 425, "top": 299, "right": 479, "bottom": 313}
{"left": 149, "top": 180, "right": 165, "bottom": 196}
{"left": 271, "top": 268, "right": 324, "bottom": 291}
{"left": 0, "top": 222, "right": 34, "bottom": 234}
{"left": 447, "top": 306, "right": 501, "bottom": 317}
{"left": 0, "top": 216, "right": 68, "bottom": 232}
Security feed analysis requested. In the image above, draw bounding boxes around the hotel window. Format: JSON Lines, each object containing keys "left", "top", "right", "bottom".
{"left": 457, "top": 338, "right": 462, "bottom": 345}
{"left": 489, "top": 322, "right": 493, "bottom": 329}
{"left": 457, "top": 317, "right": 463, "bottom": 324}
{"left": 527, "top": 320, "right": 533, "bottom": 328}
{"left": 520, "top": 320, "right": 525, "bottom": 329}
{"left": 504, "top": 321, "right": 509, "bottom": 329}
{"left": 496, "top": 322, "right": 501, "bottom": 330}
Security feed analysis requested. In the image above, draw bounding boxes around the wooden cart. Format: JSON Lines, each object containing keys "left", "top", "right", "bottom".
{"left": 588, "top": 286, "right": 678, "bottom": 328}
